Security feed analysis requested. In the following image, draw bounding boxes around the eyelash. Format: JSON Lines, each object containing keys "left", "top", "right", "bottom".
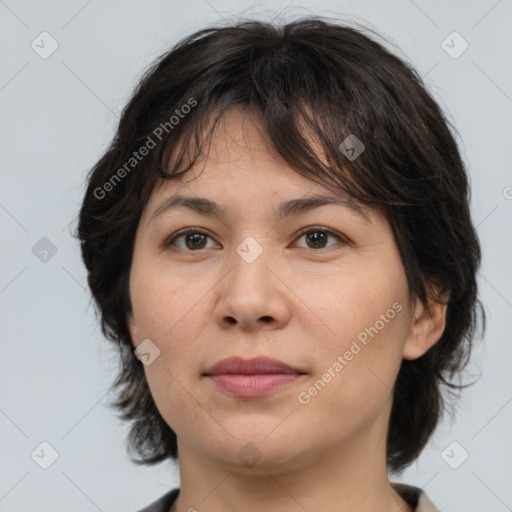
{"left": 163, "top": 226, "right": 347, "bottom": 252}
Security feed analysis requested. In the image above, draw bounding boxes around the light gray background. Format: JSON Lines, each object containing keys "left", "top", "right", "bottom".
{"left": 1, "top": 1, "right": 511, "bottom": 511}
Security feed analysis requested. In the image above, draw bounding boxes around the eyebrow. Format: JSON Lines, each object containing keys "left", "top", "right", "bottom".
{"left": 149, "top": 193, "right": 371, "bottom": 223}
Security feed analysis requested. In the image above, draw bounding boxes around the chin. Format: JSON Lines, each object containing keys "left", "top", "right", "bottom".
{"left": 201, "top": 428, "right": 308, "bottom": 473}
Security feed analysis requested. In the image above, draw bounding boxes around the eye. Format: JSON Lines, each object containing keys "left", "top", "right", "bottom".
{"left": 164, "top": 228, "right": 217, "bottom": 251}
{"left": 293, "top": 226, "right": 346, "bottom": 251}
{"left": 164, "top": 226, "right": 347, "bottom": 252}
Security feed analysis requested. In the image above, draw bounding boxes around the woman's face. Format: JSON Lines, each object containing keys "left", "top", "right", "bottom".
{"left": 127, "top": 107, "right": 426, "bottom": 473}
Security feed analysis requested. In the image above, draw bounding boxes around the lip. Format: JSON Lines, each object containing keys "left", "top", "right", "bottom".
{"left": 203, "top": 356, "right": 306, "bottom": 398}
{"left": 204, "top": 356, "right": 304, "bottom": 376}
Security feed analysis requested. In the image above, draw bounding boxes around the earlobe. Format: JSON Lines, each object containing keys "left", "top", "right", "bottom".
{"left": 402, "top": 294, "right": 448, "bottom": 360}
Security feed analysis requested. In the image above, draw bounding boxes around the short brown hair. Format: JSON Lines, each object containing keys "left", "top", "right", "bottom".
{"left": 75, "top": 16, "right": 485, "bottom": 475}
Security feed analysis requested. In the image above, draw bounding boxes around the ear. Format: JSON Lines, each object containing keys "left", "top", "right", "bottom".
{"left": 402, "top": 290, "right": 448, "bottom": 360}
{"left": 127, "top": 312, "right": 139, "bottom": 348}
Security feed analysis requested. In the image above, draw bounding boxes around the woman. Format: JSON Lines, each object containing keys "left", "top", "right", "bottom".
{"left": 76, "top": 16, "right": 484, "bottom": 512}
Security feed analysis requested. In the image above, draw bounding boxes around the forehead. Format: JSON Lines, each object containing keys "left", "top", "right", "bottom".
{"left": 153, "top": 107, "right": 324, "bottom": 188}
{"left": 142, "top": 105, "right": 379, "bottom": 226}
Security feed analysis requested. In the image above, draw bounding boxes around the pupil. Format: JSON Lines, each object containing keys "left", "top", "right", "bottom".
{"left": 308, "top": 231, "right": 326, "bottom": 248}
{"left": 187, "top": 233, "right": 205, "bottom": 249}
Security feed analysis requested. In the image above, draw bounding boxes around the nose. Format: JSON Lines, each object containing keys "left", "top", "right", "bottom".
{"left": 213, "top": 239, "right": 291, "bottom": 332}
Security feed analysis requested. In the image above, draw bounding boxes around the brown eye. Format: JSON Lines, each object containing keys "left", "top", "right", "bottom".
{"left": 183, "top": 232, "right": 208, "bottom": 250}
{"left": 164, "top": 226, "right": 346, "bottom": 253}
{"left": 305, "top": 231, "right": 328, "bottom": 249}
{"left": 165, "top": 229, "right": 215, "bottom": 251}
{"left": 294, "top": 227, "right": 345, "bottom": 250}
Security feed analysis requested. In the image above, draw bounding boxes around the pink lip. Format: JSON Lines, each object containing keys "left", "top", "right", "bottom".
{"left": 204, "top": 356, "right": 303, "bottom": 376}
{"left": 203, "top": 356, "right": 306, "bottom": 397}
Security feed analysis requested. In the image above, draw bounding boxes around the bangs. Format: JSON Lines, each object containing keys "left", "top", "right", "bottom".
{"left": 135, "top": 31, "right": 427, "bottom": 212}
{"left": 154, "top": 100, "right": 371, "bottom": 206}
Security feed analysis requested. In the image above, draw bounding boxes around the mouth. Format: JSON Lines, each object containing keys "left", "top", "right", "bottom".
{"left": 203, "top": 355, "right": 305, "bottom": 376}
{"left": 203, "top": 356, "right": 307, "bottom": 397}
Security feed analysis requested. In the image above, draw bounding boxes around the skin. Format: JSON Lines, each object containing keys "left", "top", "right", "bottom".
{"left": 127, "top": 107, "right": 447, "bottom": 512}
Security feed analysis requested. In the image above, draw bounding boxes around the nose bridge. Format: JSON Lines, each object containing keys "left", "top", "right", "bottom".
{"left": 214, "top": 233, "right": 288, "bottom": 329}
{"left": 229, "top": 234, "right": 274, "bottom": 291}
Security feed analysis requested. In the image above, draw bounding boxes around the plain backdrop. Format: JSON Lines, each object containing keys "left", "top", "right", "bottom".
{"left": 1, "top": 1, "right": 511, "bottom": 511}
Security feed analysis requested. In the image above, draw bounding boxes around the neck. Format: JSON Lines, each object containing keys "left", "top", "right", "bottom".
{"left": 170, "top": 410, "right": 414, "bottom": 512}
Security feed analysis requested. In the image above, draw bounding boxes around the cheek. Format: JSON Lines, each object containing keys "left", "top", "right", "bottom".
{"left": 129, "top": 258, "right": 187, "bottom": 341}
{"left": 298, "top": 315, "right": 406, "bottom": 441}
{"left": 322, "top": 258, "right": 407, "bottom": 343}
{"left": 302, "top": 257, "right": 409, "bottom": 411}
{"left": 144, "top": 366, "right": 205, "bottom": 439}
{"left": 130, "top": 261, "right": 210, "bottom": 375}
